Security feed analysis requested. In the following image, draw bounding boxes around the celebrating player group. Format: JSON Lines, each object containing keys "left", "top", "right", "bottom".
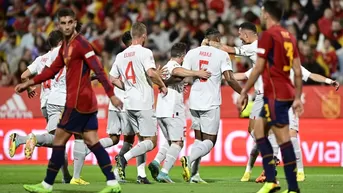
{"left": 12, "top": 1, "right": 340, "bottom": 193}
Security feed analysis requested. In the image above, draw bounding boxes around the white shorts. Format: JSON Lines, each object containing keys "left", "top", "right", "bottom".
{"left": 250, "top": 94, "right": 263, "bottom": 119}
{"left": 46, "top": 104, "right": 64, "bottom": 133}
{"left": 41, "top": 107, "right": 48, "bottom": 123}
{"left": 158, "top": 114, "right": 185, "bottom": 141}
{"left": 107, "top": 110, "right": 134, "bottom": 135}
{"left": 288, "top": 108, "right": 299, "bottom": 131}
{"left": 190, "top": 106, "right": 220, "bottom": 135}
{"left": 127, "top": 109, "right": 157, "bottom": 137}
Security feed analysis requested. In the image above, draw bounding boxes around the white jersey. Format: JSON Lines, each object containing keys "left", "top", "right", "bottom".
{"left": 183, "top": 46, "right": 233, "bottom": 110}
{"left": 290, "top": 66, "right": 311, "bottom": 84}
{"left": 46, "top": 46, "right": 67, "bottom": 106}
{"left": 111, "top": 44, "right": 156, "bottom": 110}
{"left": 156, "top": 60, "right": 184, "bottom": 117}
{"left": 27, "top": 52, "right": 52, "bottom": 108}
{"left": 109, "top": 52, "right": 125, "bottom": 111}
{"left": 235, "top": 40, "right": 263, "bottom": 94}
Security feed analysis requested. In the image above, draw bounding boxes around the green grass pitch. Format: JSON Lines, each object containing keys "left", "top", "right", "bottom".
{"left": 0, "top": 166, "right": 342, "bottom": 193}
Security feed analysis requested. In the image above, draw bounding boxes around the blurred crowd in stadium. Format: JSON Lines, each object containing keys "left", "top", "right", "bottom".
{"left": 0, "top": 0, "right": 343, "bottom": 87}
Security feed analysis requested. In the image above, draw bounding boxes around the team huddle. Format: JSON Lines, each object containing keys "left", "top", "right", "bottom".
{"left": 10, "top": 1, "right": 340, "bottom": 193}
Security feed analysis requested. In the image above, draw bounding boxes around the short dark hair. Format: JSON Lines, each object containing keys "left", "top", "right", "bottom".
{"left": 170, "top": 42, "right": 187, "bottom": 58}
{"left": 48, "top": 30, "right": 64, "bottom": 48}
{"left": 263, "top": 0, "right": 284, "bottom": 21}
{"left": 121, "top": 31, "right": 132, "bottom": 47}
{"left": 57, "top": 8, "right": 76, "bottom": 19}
{"left": 239, "top": 22, "right": 257, "bottom": 33}
{"left": 205, "top": 27, "right": 220, "bottom": 37}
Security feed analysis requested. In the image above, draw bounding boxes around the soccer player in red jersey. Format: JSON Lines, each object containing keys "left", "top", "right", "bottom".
{"left": 237, "top": 1, "right": 303, "bottom": 193}
{"left": 15, "top": 8, "right": 122, "bottom": 193}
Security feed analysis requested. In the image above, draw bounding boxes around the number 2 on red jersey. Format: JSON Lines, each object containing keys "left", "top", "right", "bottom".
{"left": 125, "top": 61, "right": 136, "bottom": 83}
{"left": 199, "top": 60, "right": 208, "bottom": 82}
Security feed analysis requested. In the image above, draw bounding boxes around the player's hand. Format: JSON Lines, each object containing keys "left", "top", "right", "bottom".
{"left": 27, "top": 86, "right": 37, "bottom": 98}
{"left": 160, "top": 86, "right": 168, "bottom": 96}
{"left": 201, "top": 38, "right": 209, "bottom": 46}
{"left": 236, "top": 92, "right": 248, "bottom": 112}
{"left": 331, "top": 80, "right": 340, "bottom": 91}
{"left": 196, "top": 68, "right": 211, "bottom": 79}
{"left": 110, "top": 96, "right": 123, "bottom": 110}
{"left": 209, "top": 40, "right": 222, "bottom": 49}
{"left": 157, "top": 65, "right": 168, "bottom": 78}
{"left": 292, "top": 99, "right": 304, "bottom": 117}
{"left": 15, "top": 81, "right": 31, "bottom": 94}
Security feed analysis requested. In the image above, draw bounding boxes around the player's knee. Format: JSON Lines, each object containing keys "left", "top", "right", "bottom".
{"left": 109, "top": 134, "right": 120, "bottom": 145}
{"left": 123, "top": 134, "right": 135, "bottom": 144}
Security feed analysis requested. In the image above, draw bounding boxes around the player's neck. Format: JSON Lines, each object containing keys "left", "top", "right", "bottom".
{"left": 266, "top": 19, "right": 279, "bottom": 29}
{"left": 65, "top": 31, "right": 77, "bottom": 44}
{"left": 131, "top": 38, "right": 143, "bottom": 46}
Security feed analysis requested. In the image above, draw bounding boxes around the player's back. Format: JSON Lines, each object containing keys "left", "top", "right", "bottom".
{"left": 115, "top": 44, "right": 155, "bottom": 110}
{"left": 259, "top": 25, "right": 298, "bottom": 100}
{"left": 108, "top": 52, "right": 126, "bottom": 111}
{"left": 183, "top": 46, "right": 232, "bottom": 110}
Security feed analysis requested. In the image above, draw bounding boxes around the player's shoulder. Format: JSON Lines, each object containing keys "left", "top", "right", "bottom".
{"left": 165, "top": 60, "right": 181, "bottom": 68}
{"left": 75, "top": 34, "right": 91, "bottom": 47}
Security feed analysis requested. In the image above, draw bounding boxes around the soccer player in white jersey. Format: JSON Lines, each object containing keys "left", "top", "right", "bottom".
{"left": 9, "top": 30, "right": 73, "bottom": 183}
{"left": 148, "top": 42, "right": 211, "bottom": 183}
{"left": 112, "top": 22, "right": 168, "bottom": 180}
{"left": 180, "top": 28, "right": 244, "bottom": 182}
{"left": 203, "top": 22, "right": 280, "bottom": 182}
{"left": 97, "top": 31, "right": 150, "bottom": 184}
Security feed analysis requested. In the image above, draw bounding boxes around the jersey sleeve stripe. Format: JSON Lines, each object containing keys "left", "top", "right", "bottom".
{"left": 85, "top": 51, "right": 95, "bottom": 59}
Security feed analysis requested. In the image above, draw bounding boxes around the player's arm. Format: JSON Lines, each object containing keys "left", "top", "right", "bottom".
{"left": 234, "top": 68, "right": 251, "bottom": 81}
{"left": 110, "top": 76, "right": 125, "bottom": 90}
{"left": 303, "top": 66, "right": 340, "bottom": 90}
{"left": 108, "top": 57, "right": 125, "bottom": 90}
{"left": 221, "top": 53, "right": 242, "bottom": 93}
{"left": 171, "top": 67, "right": 211, "bottom": 79}
{"left": 144, "top": 51, "right": 167, "bottom": 93}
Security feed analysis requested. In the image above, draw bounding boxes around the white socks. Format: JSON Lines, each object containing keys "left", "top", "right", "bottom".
{"left": 191, "top": 139, "right": 202, "bottom": 176}
{"left": 136, "top": 153, "right": 147, "bottom": 177}
{"left": 73, "top": 139, "right": 87, "bottom": 179}
{"left": 189, "top": 140, "right": 213, "bottom": 164}
{"left": 35, "top": 133, "right": 54, "bottom": 147}
{"left": 268, "top": 133, "right": 279, "bottom": 157}
{"left": 245, "top": 143, "right": 259, "bottom": 173}
{"left": 161, "top": 143, "right": 182, "bottom": 174}
{"left": 124, "top": 140, "right": 154, "bottom": 162}
{"left": 291, "top": 136, "right": 304, "bottom": 173}
{"left": 154, "top": 141, "right": 169, "bottom": 164}
{"left": 99, "top": 138, "right": 114, "bottom": 148}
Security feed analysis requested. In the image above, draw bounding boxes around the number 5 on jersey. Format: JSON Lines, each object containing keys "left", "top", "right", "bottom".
{"left": 125, "top": 61, "right": 136, "bottom": 83}
{"left": 199, "top": 60, "right": 208, "bottom": 82}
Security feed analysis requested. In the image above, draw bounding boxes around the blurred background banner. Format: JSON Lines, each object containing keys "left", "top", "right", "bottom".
{"left": 0, "top": 86, "right": 342, "bottom": 119}
{"left": 0, "top": 118, "right": 342, "bottom": 166}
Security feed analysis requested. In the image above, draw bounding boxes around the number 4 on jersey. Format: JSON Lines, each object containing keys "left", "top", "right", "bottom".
{"left": 125, "top": 61, "right": 136, "bottom": 83}
{"left": 199, "top": 60, "right": 208, "bottom": 82}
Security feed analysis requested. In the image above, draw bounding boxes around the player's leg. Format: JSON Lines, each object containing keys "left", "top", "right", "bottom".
{"left": 157, "top": 116, "right": 184, "bottom": 183}
{"left": 81, "top": 111, "right": 121, "bottom": 192}
{"left": 23, "top": 127, "right": 72, "bottom": 193}
{"left": 100, "top": 110, "right": 121, "bottom": 148}
{"left": 70, "top": 134, "right": 89, "bottom": 185}
{"left": 148, "top": 118, "right": 169, "bottom": 180}
{"left": 288, "top": 108, "right": 305, "bottom": 182}
{"left": 116, "top": 110, "right": 157, "bottom": 181}
{"left": 241, "top": 119, "right": 258, "bottom": 182}
{"left": 181, "top": 107, "right": 220, "bottom": 182}
{"left": 190, "top": 129, "right": 206, "bottom": 183}
{"left": 254, "top": 98, "right": 281, "bottom": 193}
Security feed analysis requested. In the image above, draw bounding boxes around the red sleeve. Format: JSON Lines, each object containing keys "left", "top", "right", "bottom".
{"left": 78, "top": 37, "right": 114, "bottom": 98}
{"left": 33, "top": 53, "right": 64, "bottom": 85}
{"left": 257, "top": 31, "right": 273, "bottom": 59}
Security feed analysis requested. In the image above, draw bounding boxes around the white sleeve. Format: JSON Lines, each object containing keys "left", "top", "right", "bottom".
{"left": 109, "top": 58, "right": 120, "bottom": 78}
{"left": 27, "top": 57, "right": 40, "bottom": 74}
{"left": 244, "top": 68, "right": 253, "bottom": 78}
{"left": 167, "top": 63, "right": 180, "bottom": 74}
{"left": 182, "top": 51, "right": 192, "bottom": 70}
{"left": 142, "top": 50, "right": 156, "bottom": 72}
{"left": 234, "top": 44, "right": 255, "bottom": 57}
{"left": 221, "top": 52, "right": 233, "bottom": 73}
{"left": 46, "top": 46, "right": 60, "bottom": 67}
{"left": 301, "top": 66, "right": 311, "bottom": 82}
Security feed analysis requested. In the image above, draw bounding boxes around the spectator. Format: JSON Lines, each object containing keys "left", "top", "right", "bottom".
{"left": 20, "top": 22, "right": 37, "bottom": 50}
{"left": 315, "top": 38, "right": 338, "bottom": 77}
{"left": 0, "top": 32, "right": 23, "bottom": 74}
{"left": 14, "top": 59, "right": 29, "bottom": 85}
{"left": 0, "top": 58, "right": 16, "bottom": 87}
{"left": 318, "top": 8, "right": 334, "bottom": 39}
{"left": 304, "top": 23, "right": 320, "bottom": 48}
{"left": 148, "top": 22, "right": 171, "bottom": 59}
{"left": 301, "top": 43, "right": 326, "bottom": 84}
{"left": 31, "top": 34, "right": 48, "bottom": 60}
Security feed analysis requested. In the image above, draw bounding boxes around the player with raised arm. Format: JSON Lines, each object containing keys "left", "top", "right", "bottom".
{"left": 180, "top": 28, "right": 244, "bottom": 183}
{"left": 15, "top": 8, "right": 122, "bottom": 193}
{"left": 112, "top": 22, "right": 168, "bottom": 181}
{"left": 148, "top": 42, "right": 211, "bottom": 183}
{"left": 237, "top": 1, "right": 303, "bottom": 193}
{"left": 204, "top": 21, "right": 281, "bottom": 182}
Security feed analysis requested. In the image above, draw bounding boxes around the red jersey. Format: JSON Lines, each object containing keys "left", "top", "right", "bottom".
{"left": 33, "top": 34, "right": 114, "bottom": 113}
{"left": 257, "top": 25, "right": 299, "bottom": 100}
